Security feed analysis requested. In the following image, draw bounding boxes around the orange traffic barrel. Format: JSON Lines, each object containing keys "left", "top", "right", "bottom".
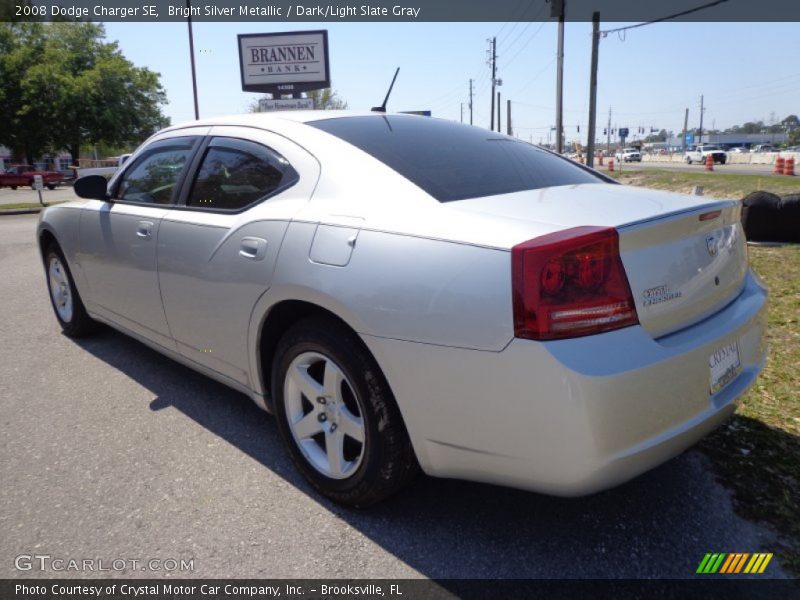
{"left": 608, "top": 158, "right": 614, "bottom": 172}
{"left": 774, "top": 156, "right": 785, "bottom": 175}
{"left": 784, "top": 157, "right": 795, "bottom": 176}
{"left": 705, "top": 155, "right": 714, "bottom": 171}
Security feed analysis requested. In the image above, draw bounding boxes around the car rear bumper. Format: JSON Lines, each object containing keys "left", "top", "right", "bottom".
{"left": 362, "top": 270, "right": 767, "bottom": 496}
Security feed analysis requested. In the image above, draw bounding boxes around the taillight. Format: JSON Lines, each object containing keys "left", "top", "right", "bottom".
{"left": 512, "top": 226, "right": 638, "bottom": 340}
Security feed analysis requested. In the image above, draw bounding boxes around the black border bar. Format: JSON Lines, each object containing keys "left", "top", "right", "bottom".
{"left": 5, "top": 0, "right": 800, "bottom": 23}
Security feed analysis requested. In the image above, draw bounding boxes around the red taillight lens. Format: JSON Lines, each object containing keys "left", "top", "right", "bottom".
{"left": 512, "top": 226, "right": 639, "bottom": 340}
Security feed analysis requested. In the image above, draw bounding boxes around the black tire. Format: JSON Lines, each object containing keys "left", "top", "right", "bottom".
{"left": 686, "top": 158, "right": 692, "bottom": 165}
{"left": 47, "top": 183, "right": 56, "bottom": 190}
{"left": 10, "top": 185, "right": 17, "bottom": 190}
{"left": 44, "top": 243, "right": 97, "bottom": 338}
{"left": 741, "top": 191, "right": 781, "bottom": 241}
{"left": 272, "top": 317, "right": 418, "bottom": 507}
{"left": 776, "top": 195, "right": 800, "bottom": 243}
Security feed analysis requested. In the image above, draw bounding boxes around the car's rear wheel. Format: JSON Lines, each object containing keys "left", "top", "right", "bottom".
{"left": 272, "top": 317, "right": 418, "bottom": 507}
{"left": 45, "top": 244, "right": 97, "bottom": 337}
{"left": 10, "top": 185, "right": 17, "bottom": 190}
{"left": 47, "top": 183, "right": 56, "bottom": 190}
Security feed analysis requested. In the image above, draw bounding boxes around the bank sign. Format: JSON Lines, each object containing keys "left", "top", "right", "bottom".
{"left": 238, "top": 30, "right": 330, "bottom": 95}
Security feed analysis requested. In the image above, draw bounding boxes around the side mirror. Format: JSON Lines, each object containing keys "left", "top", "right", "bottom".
{"left": 74, "top": 175, "right": 110, "bottom": 200}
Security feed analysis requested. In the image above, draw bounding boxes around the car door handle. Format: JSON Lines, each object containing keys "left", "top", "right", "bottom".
{"left": 239, "top": 237, "right": 267, "bottom": 260}
{"left": 136, "top": 221, "right": 154, "bottom": 239}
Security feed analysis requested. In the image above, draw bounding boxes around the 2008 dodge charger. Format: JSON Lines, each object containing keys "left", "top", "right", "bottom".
{"left": 38, "top": 112, "right": 767, "bottom": 506}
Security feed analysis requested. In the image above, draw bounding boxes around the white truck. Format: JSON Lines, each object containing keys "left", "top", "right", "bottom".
{"left": 685, "top": 144, "right": 727, "bottom": 165}
{"left": 76, "top": 154, "right": 131, "bottom": 180}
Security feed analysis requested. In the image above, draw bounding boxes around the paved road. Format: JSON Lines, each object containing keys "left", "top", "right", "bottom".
{"left": 0, "top": 214, "right": 787, "bottom": 580}
{"left": 607, "top": 161, "right": 776, "bottom": 176}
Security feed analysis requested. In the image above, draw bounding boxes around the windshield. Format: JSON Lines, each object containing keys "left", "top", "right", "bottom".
{"left": 309, "top": 115, "right": 604, "bottom": 202}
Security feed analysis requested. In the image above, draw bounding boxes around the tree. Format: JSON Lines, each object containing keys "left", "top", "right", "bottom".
{"left": 306, "top": 88, "right": 348, "bottom": 110}
{"left": 0, "top": 22, "right": 169, "bottom": 164}
{"left": 249, "top": 87, "right": 348, "bottom": 112}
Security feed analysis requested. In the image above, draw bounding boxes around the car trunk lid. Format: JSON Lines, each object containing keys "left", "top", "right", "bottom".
{"left": 450, "top": 183, "right": 748, "bottom": 338}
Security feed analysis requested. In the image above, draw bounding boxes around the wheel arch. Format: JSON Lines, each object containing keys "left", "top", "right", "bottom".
{"left": 253, "top": 298, "right": 383, "bottom": 412}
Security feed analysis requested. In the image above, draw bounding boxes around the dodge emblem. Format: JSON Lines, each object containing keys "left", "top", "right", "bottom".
{"left": 706, "top": 235, "right": 718, "bottom": 256}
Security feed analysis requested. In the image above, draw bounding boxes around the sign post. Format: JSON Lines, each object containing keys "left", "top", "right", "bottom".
{"left": 238, "top": 30, "right": 330, "bottom": 104}
{"left": 32, "top": 174, "right": 45, "bottom": 206}
{"left": 618, "top": 128, "right": 629, "bottom": 172}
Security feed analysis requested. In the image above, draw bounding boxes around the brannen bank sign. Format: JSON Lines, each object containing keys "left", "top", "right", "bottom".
{"left": 238, "top": 30, "right": 330, "bottom": 95}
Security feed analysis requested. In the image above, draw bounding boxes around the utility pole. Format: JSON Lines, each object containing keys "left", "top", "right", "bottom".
{"left": 187, "top": 0, "right": 199, "bottom": 119}
{"left": 698, "top": 94, "right": 705, "bottom": 145}
{"left": 497, "top": 92, "right": 501, "bottom": 134}
{"left": 507, "top": 99, "right": 512, "bottom": 136}
{"left": 469, "top": 79, "right": 474, "bottom": 125}
{"left": 586, "top": 11, "right": 600, "bottom": 168}
{"left": 489, "top": 37, "right": 497, "bottom": 131}
{"left": 553, "top": 0, "right": 566, "bottom": 153}
{"left": 682, "top": 107, "right": 689, "bottom": 151}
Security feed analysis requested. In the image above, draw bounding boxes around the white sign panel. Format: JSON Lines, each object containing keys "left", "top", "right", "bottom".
{"left": 32, "top": 175, "right": 44, "bottom": 190}
{"left": 258, "top": 98, "right": 315, "bottom": 111}
{"left": 238, "top": 30, "right": 330, "bottom": 94}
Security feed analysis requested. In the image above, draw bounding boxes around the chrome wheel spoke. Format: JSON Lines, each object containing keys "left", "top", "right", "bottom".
{"left": 325, "top": 429, "right": 346, "bottom": 477}
{"left": 338, "top": 407, "right": 364, "bottom": 443}
{"left": 323, "top": 361, "right": 345, "bottom": 398}
{"left": 289, "top": 364, "right": 324, "bottom": 402}
{"left": 293, "top": 410, "right": 323, "bottom": 440}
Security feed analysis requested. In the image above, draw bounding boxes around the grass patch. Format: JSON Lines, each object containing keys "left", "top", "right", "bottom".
{"left": 699, "top": 245, "right": 800, "bottom": 574}
{"left": 608, "top": 168, "right": 800, "bottom": 199}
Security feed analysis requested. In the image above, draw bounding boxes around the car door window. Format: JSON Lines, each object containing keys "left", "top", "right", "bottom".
{"left": 186, "top": 137, "right": 298, "bottom": 211}
{"left": 115, "top": 139, "right": 197, "bottom": 205}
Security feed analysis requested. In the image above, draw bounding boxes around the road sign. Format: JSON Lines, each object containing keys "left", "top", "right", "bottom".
{"left": 238, "top": 30, "right": 330, "bottom": 95}
{"left": 258, "top": 97, "right": 315, "bottom": 111}
{"left": 619, "top": 127, "right": 629, "bottom": 138}
{"left": 685, "top": 131, "right": 695, "bottom": 145}
{"left": 32, "top": 175, "right": 43, "bottom": 190}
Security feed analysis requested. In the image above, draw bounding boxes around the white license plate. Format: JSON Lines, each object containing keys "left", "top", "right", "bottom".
{"left": 709, "top": 340, "right": 742, "bottom": 394}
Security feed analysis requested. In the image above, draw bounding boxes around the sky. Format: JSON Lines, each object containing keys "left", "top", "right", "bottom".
{"left": 103, "top": 19, "right": 799, "bottom": 146}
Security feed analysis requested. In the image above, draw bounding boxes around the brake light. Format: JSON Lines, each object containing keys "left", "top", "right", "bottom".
{"left": 512, "top": 226, "right": 638, "bottom": 340}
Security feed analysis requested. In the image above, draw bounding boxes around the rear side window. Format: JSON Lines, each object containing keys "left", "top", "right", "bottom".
{"left": 309, "top": 115, "right": 603, "bottom": 202}
{"left": 186, "top": 137, "right": 298, "bottom": 211}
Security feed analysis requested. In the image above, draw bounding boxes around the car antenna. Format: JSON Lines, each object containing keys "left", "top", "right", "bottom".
{"left": 371, "top": 68, "right": 400, "bottom": 113}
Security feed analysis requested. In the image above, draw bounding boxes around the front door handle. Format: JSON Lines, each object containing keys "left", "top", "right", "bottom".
{"left": 239, "top": 237, "right": 267, "bottom": 260}
{"left": 136, "top": 220, "right": 154, "bottom": 239}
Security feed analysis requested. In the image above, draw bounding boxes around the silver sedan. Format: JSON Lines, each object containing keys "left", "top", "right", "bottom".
{"left": 38, "top": 112, "right": 767, "bottom": 506}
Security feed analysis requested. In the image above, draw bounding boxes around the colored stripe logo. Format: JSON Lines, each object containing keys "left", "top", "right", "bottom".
{"left": 696, "top": 552, "right": 773, "bottom": 574}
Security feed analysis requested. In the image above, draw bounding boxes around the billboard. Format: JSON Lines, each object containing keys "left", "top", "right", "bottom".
{"left": 238, "top": 30, "right": 330, "bottom": 95}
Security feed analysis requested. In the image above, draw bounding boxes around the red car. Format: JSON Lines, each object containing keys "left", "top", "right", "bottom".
{"left": 0, "top": 165, "right": 64, "bottom": 190}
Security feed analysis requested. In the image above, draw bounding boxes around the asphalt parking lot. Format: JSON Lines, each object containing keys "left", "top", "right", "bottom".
{"left": 0, "top": 213, "right": 787, "bottom": 580}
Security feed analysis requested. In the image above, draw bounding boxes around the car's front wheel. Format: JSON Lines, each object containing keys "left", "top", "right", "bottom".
{"left": 272, "top": 317, "right": 418, "bottom": 507}
{"left": 45, "top": 244, "right": 97, "bottom": 337}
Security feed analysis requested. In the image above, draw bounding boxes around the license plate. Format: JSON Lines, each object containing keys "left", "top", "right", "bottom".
{"left": 709, "top": 340, "right": 742, "bottom": 394}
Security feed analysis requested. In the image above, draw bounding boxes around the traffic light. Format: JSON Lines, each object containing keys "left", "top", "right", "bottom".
{"left": 603, "top": 128, "right": 607, "bottom": 135}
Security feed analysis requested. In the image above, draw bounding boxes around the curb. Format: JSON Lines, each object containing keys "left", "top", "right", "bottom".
{"left": 0, "top": 207, "right": 45, "bottom": 215}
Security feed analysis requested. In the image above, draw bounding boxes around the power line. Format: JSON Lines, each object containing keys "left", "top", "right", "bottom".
{"left": 599, "top": 0, "right": 728, "bottom": 36}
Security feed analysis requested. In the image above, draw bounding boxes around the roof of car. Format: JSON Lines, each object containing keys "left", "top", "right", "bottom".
{"left": 163, "top": 110, "right": 390, "bottom": 133}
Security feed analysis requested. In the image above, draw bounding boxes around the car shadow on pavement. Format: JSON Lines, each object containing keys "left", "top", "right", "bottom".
{"left": 74, "top": 327, "right": 786, "bottom": 580}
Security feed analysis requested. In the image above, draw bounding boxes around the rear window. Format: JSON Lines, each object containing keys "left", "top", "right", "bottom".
{"left": 308, "top": 115, "right": 603, "bottom": 202}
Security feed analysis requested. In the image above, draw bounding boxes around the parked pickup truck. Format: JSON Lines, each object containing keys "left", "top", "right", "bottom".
{"left": 685, "top": 144, "right": 727, "bottom": 165}
{"left": 615, "top": 147, "right": 642, "bottom": 162}
{"left": 0, "top": 165, "right": 64, "bottom": 190}
{"left": 76, "top": 154, "right": 131, "bottom": 180}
